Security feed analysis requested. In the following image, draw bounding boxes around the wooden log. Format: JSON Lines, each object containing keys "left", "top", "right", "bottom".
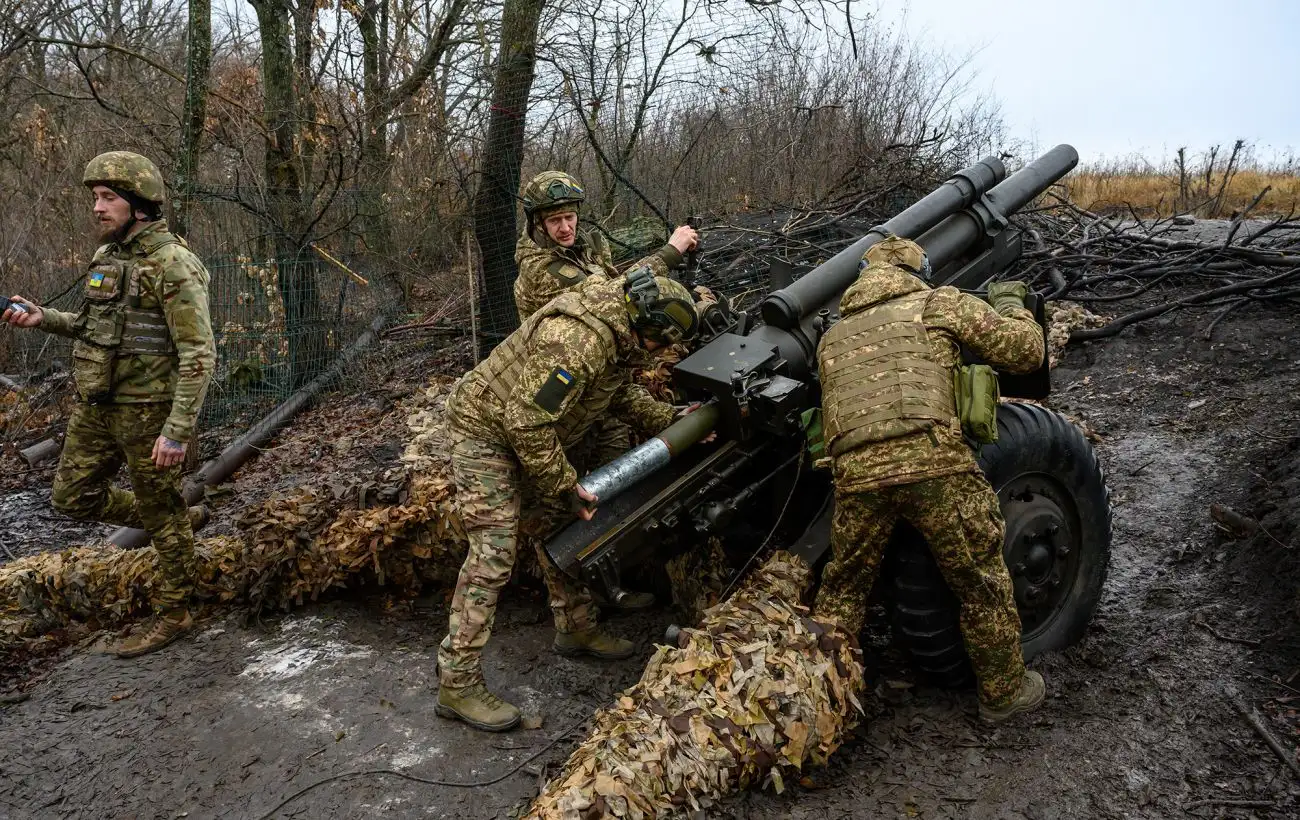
{"left": 19, "top": 438, "right": 60, "bottom": 467}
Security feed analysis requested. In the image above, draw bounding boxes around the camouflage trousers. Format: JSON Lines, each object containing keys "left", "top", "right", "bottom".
{"left": 438, "top": 427, "right": 595, "bottom": 689}
{"left": 814, "top": 471, "right": 1026, "bottom": 707}
{"left": 51, "top": 402, "right": 196, "bottom": 612}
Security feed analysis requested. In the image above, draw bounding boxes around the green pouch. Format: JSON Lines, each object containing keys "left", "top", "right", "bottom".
{"left": 71, "top": 341, "right": 116, "bottom": 404}
{"left": 953, "top": 364, "right": 1000, "bottom": 444}
{"left": 800, "top": 407, "right": 830, "bottom": 469}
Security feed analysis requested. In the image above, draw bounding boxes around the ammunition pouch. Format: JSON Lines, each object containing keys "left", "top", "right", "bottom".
{"left": 72, "top": 342, "right": 116, "bottom": 404}
{"left": 953, "top": 364, "right": 1000, "bottom": 444}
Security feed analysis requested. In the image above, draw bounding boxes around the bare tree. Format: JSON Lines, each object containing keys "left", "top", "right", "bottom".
{"left": 472, "top": 0, "right": 546, "bottom": 351}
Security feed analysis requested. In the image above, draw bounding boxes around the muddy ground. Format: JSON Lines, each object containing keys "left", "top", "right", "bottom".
{"left": 4, "top": 275, "right": 1300, "bottom": 817}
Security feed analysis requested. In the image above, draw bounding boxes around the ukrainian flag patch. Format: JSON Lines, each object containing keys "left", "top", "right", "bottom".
{"left": 534, "top": 366, "right": 576, "bottom": 413}
{"left": 89, "top": 272, "right": 105, "bottom": 288}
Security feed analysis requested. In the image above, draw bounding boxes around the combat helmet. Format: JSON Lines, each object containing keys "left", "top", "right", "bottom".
{"left": 624, "top": 267, "right": 698, "bottom": 345}
{"left": 522, "top": 171, "right": 585, "bottom": 221}
{"left": 83, "top": 151, "right": 167, "bottom": 206}
{"left": 863, "top": 235, "right": 932, "bottom": 281}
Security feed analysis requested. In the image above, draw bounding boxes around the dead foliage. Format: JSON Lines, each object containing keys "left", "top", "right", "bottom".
{"left": 525, "top": 551, "right": 865, "bottom": 819}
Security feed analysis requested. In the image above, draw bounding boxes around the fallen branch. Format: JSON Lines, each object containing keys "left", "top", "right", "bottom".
{"left": 1070, "top": 268, "right": 1300, "bottom": 341}
{"left": 1226, "top": 685, "right": 1300, "bottom": 779}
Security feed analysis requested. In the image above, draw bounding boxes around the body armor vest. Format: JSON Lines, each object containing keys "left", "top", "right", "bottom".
{"left": 819, "top": 289, "right": 955, "bottom": 456}
{"left": 75, "top": 229, "right": 181, "bottom": 357}
{"left": 476, "top": 293, "right": 621, "bottom": 446}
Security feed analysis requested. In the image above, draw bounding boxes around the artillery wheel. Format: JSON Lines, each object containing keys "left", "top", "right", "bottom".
{"left": 885, "top": 402, "right": 1112, "bottom": 687}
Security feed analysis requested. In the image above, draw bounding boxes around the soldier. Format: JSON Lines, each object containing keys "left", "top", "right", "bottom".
{"left": 2, "top": 151, "right": 215, "bottom": 657}
{"left": 513, "top": 171, "right": 700, "bottom": 614}
{"left": 513, "top": 170, "right": 698, "bottom": 323}
{"left": 437, "top": 271, "right": 704, "bottom": 732}
{"left": 811, "top": 236, "right": 1047, "bottom": 723}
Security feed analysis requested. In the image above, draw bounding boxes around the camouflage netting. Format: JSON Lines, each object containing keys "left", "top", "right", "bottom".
{"left": 0, "top": 379, "right": 470, "bottom": 641}
{"left": 1046, "top": 300, "right": 1109, "bottom": 366}
{"left": 524, "top": 551, "right": 866, "bottom": 820}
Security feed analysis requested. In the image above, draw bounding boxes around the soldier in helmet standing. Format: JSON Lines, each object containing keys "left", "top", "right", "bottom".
{"left": 811, "top": 236, "right": 1048, "bottom": 723}
{"left": 2, "top": 151, "right": 215, "bottom": 657}
{"left": 513, "top": 171, "right": 698, "bottom": 322}
{"left": 436, "top": 269, "right": 707, "bottom": 732}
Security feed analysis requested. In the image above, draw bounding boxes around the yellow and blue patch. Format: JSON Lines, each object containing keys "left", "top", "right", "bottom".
{"left": 534, "top": 366, "right": 576, "bottom": 413}
{"left": 89, "top": 271, "right": 106, "bottom": 288}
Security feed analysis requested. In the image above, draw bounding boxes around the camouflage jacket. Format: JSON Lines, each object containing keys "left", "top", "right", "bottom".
{"left": 825, "top": 265, "right": 1044, "bottom": 493}
{"left": 513, "top": 228, "right": 683, "bottom": 323}
{"left": 41, "top": 220, "right": 216, "bottom": 442}
{"left": 449, "top": 277, "right": 677, "bottom": 498}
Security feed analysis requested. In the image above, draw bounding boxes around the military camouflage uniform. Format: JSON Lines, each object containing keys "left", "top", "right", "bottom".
{"left": 812, "top": 251, "right": 1044, "bottom": 709}
{"left": 40, "top": 219, "right": 215, "bottom": 612}
{"left": 513, "top": 227, "right": 683, "bottom": 323}
{"left": 515, "top": 222, "right": 682, "bottom": 466}
{"left": 438, "top": 277, "right": 678, "bottom": 689}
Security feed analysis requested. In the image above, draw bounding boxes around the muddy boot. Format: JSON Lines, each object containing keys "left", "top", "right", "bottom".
{"left": 435, "top": 683, "right": 521, "bottom": 732}
{"left": 187, "top": 504, "right": 210, "bottom": 533}
{"left": 554, "top": 626, "right": 636, "bottom": 660}
{"left": 113, "top": 609, "right": 193, "bottom": 658}
{"left": 979, "top": 670, "right": 1045, "bottom": 723}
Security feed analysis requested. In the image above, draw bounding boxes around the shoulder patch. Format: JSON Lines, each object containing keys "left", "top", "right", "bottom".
{"left": 546, "top": 260, "right": 584, "bottom": 284}
{"left": 533, "top": 366, "right": 576, "bottom": 413}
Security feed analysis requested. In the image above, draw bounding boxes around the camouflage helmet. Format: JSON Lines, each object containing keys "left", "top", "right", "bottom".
{"left": 82, "top": 151, "right": 167, "bottom": 205}
{"left": 521, "top": 171, "right": 585, "bottom": 219}
{"left": 863, "top": 236, "right": 931, "bottom": 280}
{"left": 624, "top": 268, "right": 698, "bottom": 345}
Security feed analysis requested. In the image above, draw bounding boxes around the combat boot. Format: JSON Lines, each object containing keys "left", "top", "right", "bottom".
{"left": 979, "top": 670, "right": 1046, "bottom": 723}
{"left": 113, "top": 608, "right": 193, "bottom": 658}
{"left": 554, "top": 626, "right": 636, "bottom": 660}
{"left": 435, "top": 683, "right": 521, "bottom": 732}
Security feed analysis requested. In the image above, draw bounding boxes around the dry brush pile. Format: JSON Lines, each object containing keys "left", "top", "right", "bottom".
{"left": 1017, "top": 200, "right": 1300, "bottom": 342}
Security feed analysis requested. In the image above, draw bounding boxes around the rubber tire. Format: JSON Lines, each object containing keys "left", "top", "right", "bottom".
{"left": 885, "top": 402, "right": 1112, "bottom": 687}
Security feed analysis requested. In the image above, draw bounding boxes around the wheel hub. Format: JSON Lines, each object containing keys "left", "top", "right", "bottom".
{"left": 1000, "top": 476, "right": 1080, "bottom": 639}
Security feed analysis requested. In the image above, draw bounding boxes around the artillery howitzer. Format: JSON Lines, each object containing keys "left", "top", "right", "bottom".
{"left": 547, "top": 145, "right": 1112, "bottom": 683}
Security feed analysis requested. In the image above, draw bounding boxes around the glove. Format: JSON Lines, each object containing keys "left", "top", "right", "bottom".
{"left": 987, "top": 281, "right": 1029, "bottom": 314}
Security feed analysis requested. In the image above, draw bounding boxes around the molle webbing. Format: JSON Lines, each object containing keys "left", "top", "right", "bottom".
{"left": 481, "top": 295, "right": 616, "bottom": 406}
{"left": 820, "top": 290, "right": 954, "bottom": 455}
{"left": 118, "top": 306, "right": 175, "bottom": 355}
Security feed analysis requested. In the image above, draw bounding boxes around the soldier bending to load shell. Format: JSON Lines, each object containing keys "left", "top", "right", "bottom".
{"left": 437, "top": 271, "right": 710, "bottom": 732}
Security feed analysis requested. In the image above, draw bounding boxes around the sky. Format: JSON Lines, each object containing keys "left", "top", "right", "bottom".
{"left": 877, "top": 0, "right": 1300, "bottom": 166}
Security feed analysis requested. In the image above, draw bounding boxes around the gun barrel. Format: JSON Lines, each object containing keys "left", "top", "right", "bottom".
{"left": 760, "top": 155, "right": 1007, "bottom": 329}
{"left": 580, "top": 404, "right": 720, "bottom": 505}
{"left": 918, "top": 144, "right": 1079, "bottom": 273}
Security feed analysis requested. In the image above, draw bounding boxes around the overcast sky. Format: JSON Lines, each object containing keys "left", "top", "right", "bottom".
{"left": 878, "top": 0, "right": 1300, "bottom": 166}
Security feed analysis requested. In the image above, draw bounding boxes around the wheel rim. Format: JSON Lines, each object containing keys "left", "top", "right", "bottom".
{"left": 998, "top": 472, "right": 1081, "bottom": 642}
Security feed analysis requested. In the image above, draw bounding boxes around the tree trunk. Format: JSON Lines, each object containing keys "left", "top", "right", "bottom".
{"left": 172, "top": 0, "right": 211, "bottom": 238}
{"left": 471, "top": 0, "right": 545, "bottom": 357}
{"left": 356, "top": 1, "right": 395, "bottom": 281}
{"left": 251, "top": 0, "right": 326, "bottom": 389}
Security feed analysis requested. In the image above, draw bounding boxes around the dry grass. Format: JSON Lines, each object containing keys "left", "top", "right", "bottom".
{"left": 1066, "top": 169, "right": 1300, "bottom": 218}
{"left": 1062, "top": 143, "right": 1300, "bottom": 219}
